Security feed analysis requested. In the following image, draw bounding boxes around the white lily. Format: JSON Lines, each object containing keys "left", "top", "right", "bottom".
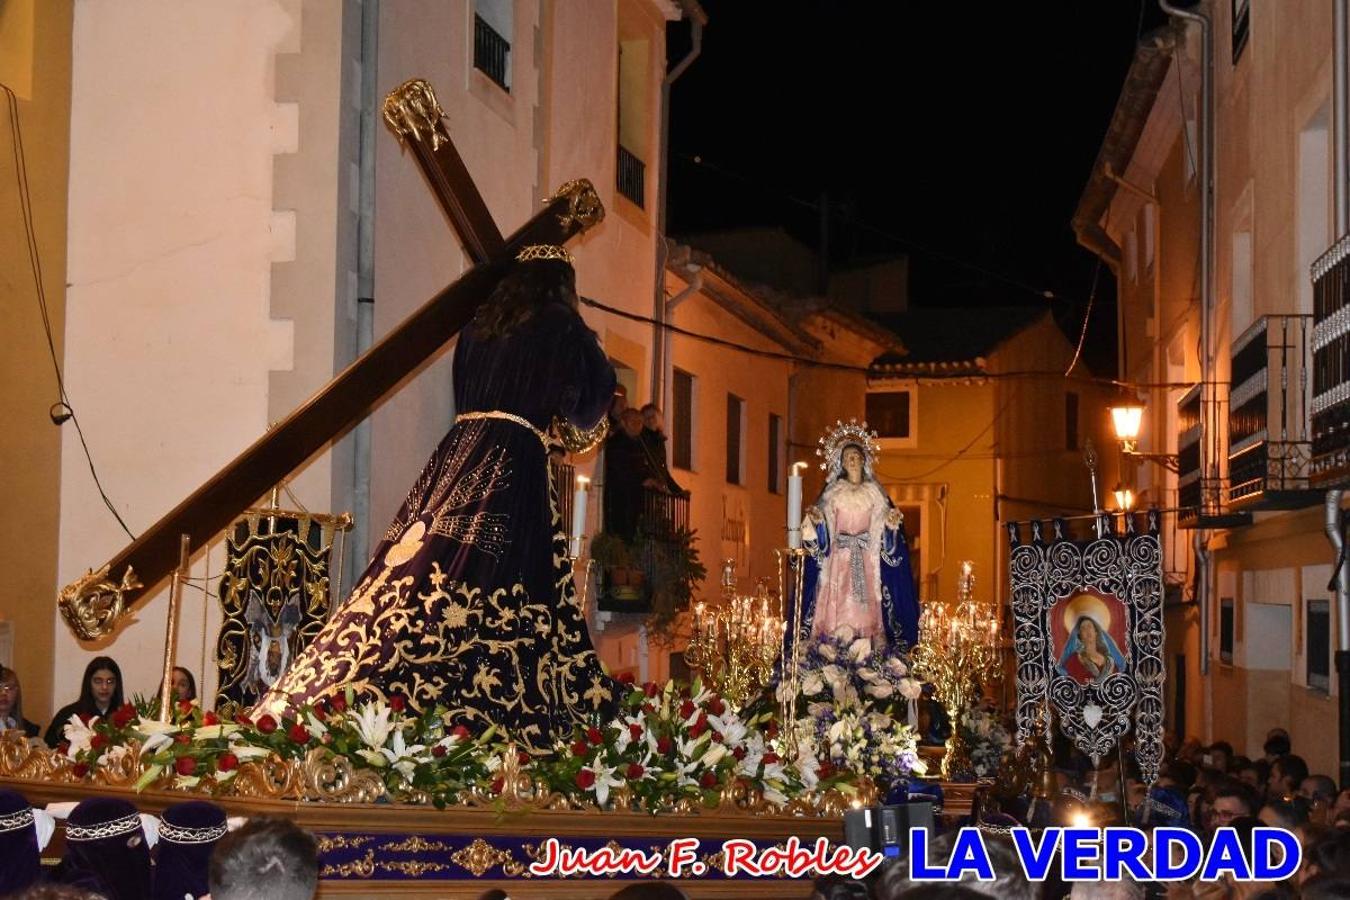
{"left": 98, "top": 745, "right": 131, "bottom": 769}
{"left": 379, "top": 728, "right": 428, "bottom": 779}
{"left": 586, "top": 762, "right": 625, "bottom": 807}
{"left": 229, "top": 745, "right": 272, "bottom": 761}
{"left": 885, "top": 656, "right": 908, "bottom": 677}
{"left": 864, "top": 681, "right": 894, "bottom": 699}
{"left": 139, "top": 731, "right": 176, "bottom": 757}
{"left": 356, "top": 749, "right": 387, "bottom": 768}
{"left": 800, "top": 673, "right": 824, "bottom": 696}
{"left": 352, "top": 701, "right": 394, "bottom": 750}
{"left": 192, "top": 724, "right": 240, "bottom": 741}
{"left": 708, "top": 713, "right": 747, "bottom": 748}
{"left": 898, "top": 678, "right": 923, "bottom": 700}
{"left": 848, "top": 637, "right": 872, "bottom": 663}
{"left": 304, "top": 712, "right": 329, "bottom": 740}
{"left": 62, "top": 717, "right": 98, "bottom": 759}
{"left": 699, "top": 743, "right": 727, "bottom": 769}
{"left": 835, "top": 625, "right": 856, "bottom": 644}
{"left": 794, "top": 745, "right": 820, "bottom": 792}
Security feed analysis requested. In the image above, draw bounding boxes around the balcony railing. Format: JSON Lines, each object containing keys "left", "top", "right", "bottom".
{"left": 552, "top": 460, "right": 575, "bottom": 534}
{"left": 1177, "top": 381, "right": 1251, "bottom": 529}
{"left": 1312, "top": 235, "right": 1350, "bottom": 484}
{"left": 1227, "top": 314, "right": 1315, "bottom": 507}
{"left": 617, "top": 145, "right": 645, "bottom": 208}
{"left": 473, "top": 14, "right": 510, "bottom": 91}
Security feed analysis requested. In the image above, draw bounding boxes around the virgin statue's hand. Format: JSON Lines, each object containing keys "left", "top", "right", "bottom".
{"left": 885, "top": 508, "right": 903, "bottom": 529}
{"left": 801, "top": 506, "right": 822, "bottom": 530}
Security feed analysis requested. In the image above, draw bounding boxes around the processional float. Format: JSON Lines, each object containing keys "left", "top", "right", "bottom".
{"left": 0, "top": 80, "right": 892, "bottom": 899}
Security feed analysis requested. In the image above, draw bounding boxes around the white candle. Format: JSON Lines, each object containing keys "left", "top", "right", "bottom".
{"left": 787, "top": 461, "right": 806, "bottom": 549}
{"left": 570, "top": 475, "right": 590, "bottom": 558}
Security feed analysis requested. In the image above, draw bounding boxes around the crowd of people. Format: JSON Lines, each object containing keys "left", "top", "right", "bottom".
{"left": 0, "top": 659, "right": 197, "bottom": 752}
{"left": 601, "top": 386, "right": 686, "bottom": 540}
{"left": 810, "top": 727, "right": 1350, "bottom": 900}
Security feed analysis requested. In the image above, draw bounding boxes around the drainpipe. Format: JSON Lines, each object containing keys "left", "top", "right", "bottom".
{"left": 1330, "top": 0, "right": 1350, "bottom": 790}
{"left": 650, "top": 3, "right": 705, "bottom": 407}
{"left": 1158, "top": 1, "right": 1213, "bottom": 683}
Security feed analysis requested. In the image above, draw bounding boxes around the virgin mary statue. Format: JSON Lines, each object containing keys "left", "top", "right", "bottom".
{"left": 793, "top": 420, "right": 920, "bottom": 649}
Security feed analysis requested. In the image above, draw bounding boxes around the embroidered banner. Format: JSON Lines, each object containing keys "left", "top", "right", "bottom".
{"left": 1006, "top": 513, "right": 1165, "bottom": 785}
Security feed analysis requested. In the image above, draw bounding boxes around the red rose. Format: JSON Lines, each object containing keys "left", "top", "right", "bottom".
{"left": 111, "top": 704, "right": 136, "bottom": 728}
{"left": 618, "top": 671, "right": 636, "bottom": 685}
{"left": 89, "top": 734, "right": 108, "bottom": 750}
{"left": 586, "top": 726, "right": 604, "bottom": 746}
{"left": 641, "top": 703, "right": 655, "bottom": 715}
{"left": 763, "top": 752, "right": 780, "bottom": 765}
{"left": 690, "top": 722, "right": 707, "bottom": 739}
{"left": 288, "top": 723, "right": 310, "bottom": 744}
{"left": 255, "top": 714, "right": 277, "bottom": 734}
{"left": 310, "top": 705, "right": 326, "bottom": 722}
{"left": 329, "top": 694, "right": 347, "bottom": 713}
{"left": 389, "top": 694, "right": 406, "bottom": 713}
{"left": 679, "top": 700, "right": 695, "bottom": 719}
{"left": 175, "top": 756, "right": 197, "bottom": 776}
{"left": 431, "top": 744, "right": 447, "bottom": 758}
{"left": 709, "top": 698, "right": 726, "bottom": 716}
{"left": 643, "top": 681, "right": 659, "bottom": 698}
{"left": 174, "top": 733, "right": 192, "bottom": 745}
{"left": 818, "top": 760, "right": 835, "bottom": 779}
{"left": 695, "top": 712, "right": 708, "bottom": 730}
{"left": 765, "top": 722, "right": 779, "bottom": 740}
{"left": 203, "top": 712, "right": 219, "bottom": 727}
{"left": 628, "top": 723, "right": 643, "bottom": 742}
{"left": 571, "top": 741, "right": 589, "bottom": 758}
{"left": 575, "top": 769, "right": 596, "bottom": 790}
{"left": 518, "top": 750, "right": 531, "bottom": 764}
{"left": 700, "top": 771, "right": 717, "bottom": 789}
{"left": 712, "top": 731, "right": 723, "bottom": 743}
{"left": 178, "top": 699, "right": 193, "bottom": 715}
{"left": 626, "top": 763, "right": 645, "bottom": 779}
{"left": 452, "top": 724, "right": 471, "bottom": 739}
{"left": 733, "top": 747, "right": 746, "bottom": 761}
{"left": 56, "top": 742, "right": 69, "bottom": 755}
{"left": 72, "top": 763, "right": 89, "bottom": 779}
{"left": 217, "top": 752, "right": 238, "bottom": 772}
{"left": 491, "top": 777, "right": 505, "bottom": 794}
{"left": 657, "top": 736, "right": 673, "bottom": 754}
{"left": 77, "top": 713, "right": 91, "bottom": 726}
{"left": 234, "top": 712, "right": 253, "bottom": 727}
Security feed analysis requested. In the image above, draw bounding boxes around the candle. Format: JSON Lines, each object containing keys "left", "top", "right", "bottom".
{"left": 787, "top": 462, "right": 806, "bottom": 549}
{"left": 570, "top": 475, "right": 590, "bottom": 558}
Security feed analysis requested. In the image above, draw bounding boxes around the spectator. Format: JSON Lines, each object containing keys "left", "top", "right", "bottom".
{"left": 1210, "top": 781, "right": 1259, "bottom": 833}
{"left": 1268, "top": 754, "right": 1310, "bottom": 802}
{"left": 1236, "top": 759, "right": 1267, "bottom": 792}
{"left": 1259, "top": 799, "right": 1307, "bottom": 830}
{"left": 602, "top": 408, "right": 657, "bottom": 539}
{"left": 209, "top": 816, "right": 319, "bottom": 900}
{"left": 0, "top": 665, "right": 39, "bottom": 738}
{"left": 869, "top": 833, "right": 1035, "bottom": 900}
{"left": 1301, "top": 774, "right": 1338, "bottom": 823}
{"left": 172, "top": 666, "right": 197, "bottom": 702}
{"left": 43, "top": 657, "right": 124, "bottom": 748}
{"left": 1264, "top": 729, "right": 1291, "bottom": 762}
{"left": 638, "top": 403, "right": 686, "bottom": 497}
{"left": 1205, "top": 741, "right": 1234, "bottom": 772}
{"left": 607, "top": 382, "right": 628, "bottom": 429}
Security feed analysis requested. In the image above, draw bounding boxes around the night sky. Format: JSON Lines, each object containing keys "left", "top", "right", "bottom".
{"left": 666, "top": 2, "right": 1173, "bottom": 375}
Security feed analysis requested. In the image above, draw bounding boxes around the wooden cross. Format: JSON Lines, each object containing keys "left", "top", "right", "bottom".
{"left": 59, "top": 79, "right": 605, "bottom": 640}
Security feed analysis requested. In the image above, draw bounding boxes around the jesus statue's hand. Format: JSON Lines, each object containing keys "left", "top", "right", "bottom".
{"left": 885, "top": 508, "right": 903, "bottom": 529}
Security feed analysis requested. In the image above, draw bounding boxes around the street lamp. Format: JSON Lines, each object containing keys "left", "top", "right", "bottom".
{"left": 1108, "top": 396, "right": 1180, "bottom": 474}
{"left": 1112, "top": 483, "right": 1136, "bottom": 511}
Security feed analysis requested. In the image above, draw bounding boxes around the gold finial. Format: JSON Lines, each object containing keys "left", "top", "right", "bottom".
{"left": 548, "top": 179, "right": 605, "bottom": 233}
{"left": 382, "top": 79, "right": 450, "bottom": 151}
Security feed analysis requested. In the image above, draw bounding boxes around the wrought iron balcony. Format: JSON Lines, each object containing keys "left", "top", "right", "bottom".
{"left": 1176, "top": 383, "right": 1252, "bottom": 529}
{"left": 1312, "top": 236, "right": 1350, "bottom": 485}
{"left": 1227, "top": 314, "right": 1316, "bottom": 508}
{"left": 473, "top": 14, "right": 510, "bottom": 91}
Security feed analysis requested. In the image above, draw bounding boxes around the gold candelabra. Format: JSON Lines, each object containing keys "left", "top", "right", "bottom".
{"left": 685, "top": 561, "right": 785, "bottom": 709}
{"left": 911, "top": 560, "right": 1001, "bottom": 779}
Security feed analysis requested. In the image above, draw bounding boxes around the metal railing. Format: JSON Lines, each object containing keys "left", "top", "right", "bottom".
{"left": 617, "top": 145, "right": 645, "bottom": 208}
{"left": 1228, "top": 314, "right": 1314, "bottom": 504}
{"left": 1312, "top": 235, "right": 1350, "bottom": 484}
{"left": 473, "top": 14, "right": 510, "bottom": 91}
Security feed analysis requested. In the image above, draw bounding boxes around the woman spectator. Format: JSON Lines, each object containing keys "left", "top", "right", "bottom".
{"left": 43, "top": 657, "right": 124, "bottom": 748}
{"left": 0, "top": 666, "right": 39, "bottom": 738}
{"left": 155, "top": 667, "right": 197, "bottom": 708}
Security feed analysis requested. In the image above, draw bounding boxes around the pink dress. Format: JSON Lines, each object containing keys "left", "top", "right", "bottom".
{"left": 807, "top": 481, "right": 887, "bottom": 640}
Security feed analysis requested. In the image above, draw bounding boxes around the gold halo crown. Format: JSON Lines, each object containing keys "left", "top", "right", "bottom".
{"left": 816, "top": 418, "right": 881, "bottom": 476}
{"left": 515, "top": 244, "right": 574, "bottom": 265}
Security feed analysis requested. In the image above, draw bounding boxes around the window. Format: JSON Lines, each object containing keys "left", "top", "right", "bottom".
{"left": 1232, "top": 0, "right": 1250, "bottom": 64}
{"left": 726, "top": 393, "right": 745, "bottom": 485}
{"left": 768, "top": 413, "right": 783, "bottom": 494}
{"left": 473, "top": 1, "right": 512, "bottom": 91}
{"left": 616, "top": 34, "right": 650, "bottom": 208}
{"left": 1231, "top": 230, "right": 1253, "bottom": 336}
{"left": 866, "top": 390, "right": 911, "bottom": 440}
{"left": 1065, "top": 392, "right": 1079, "bottom": 451}
{"left": 1219, "top": 597, "right": 1235, "bottom": 664}
{"left": 1307, "top": 598, "right": 1330, "bottom": 692}
{"left": 672, "top": 369, "right": 694, "bottom": 471}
